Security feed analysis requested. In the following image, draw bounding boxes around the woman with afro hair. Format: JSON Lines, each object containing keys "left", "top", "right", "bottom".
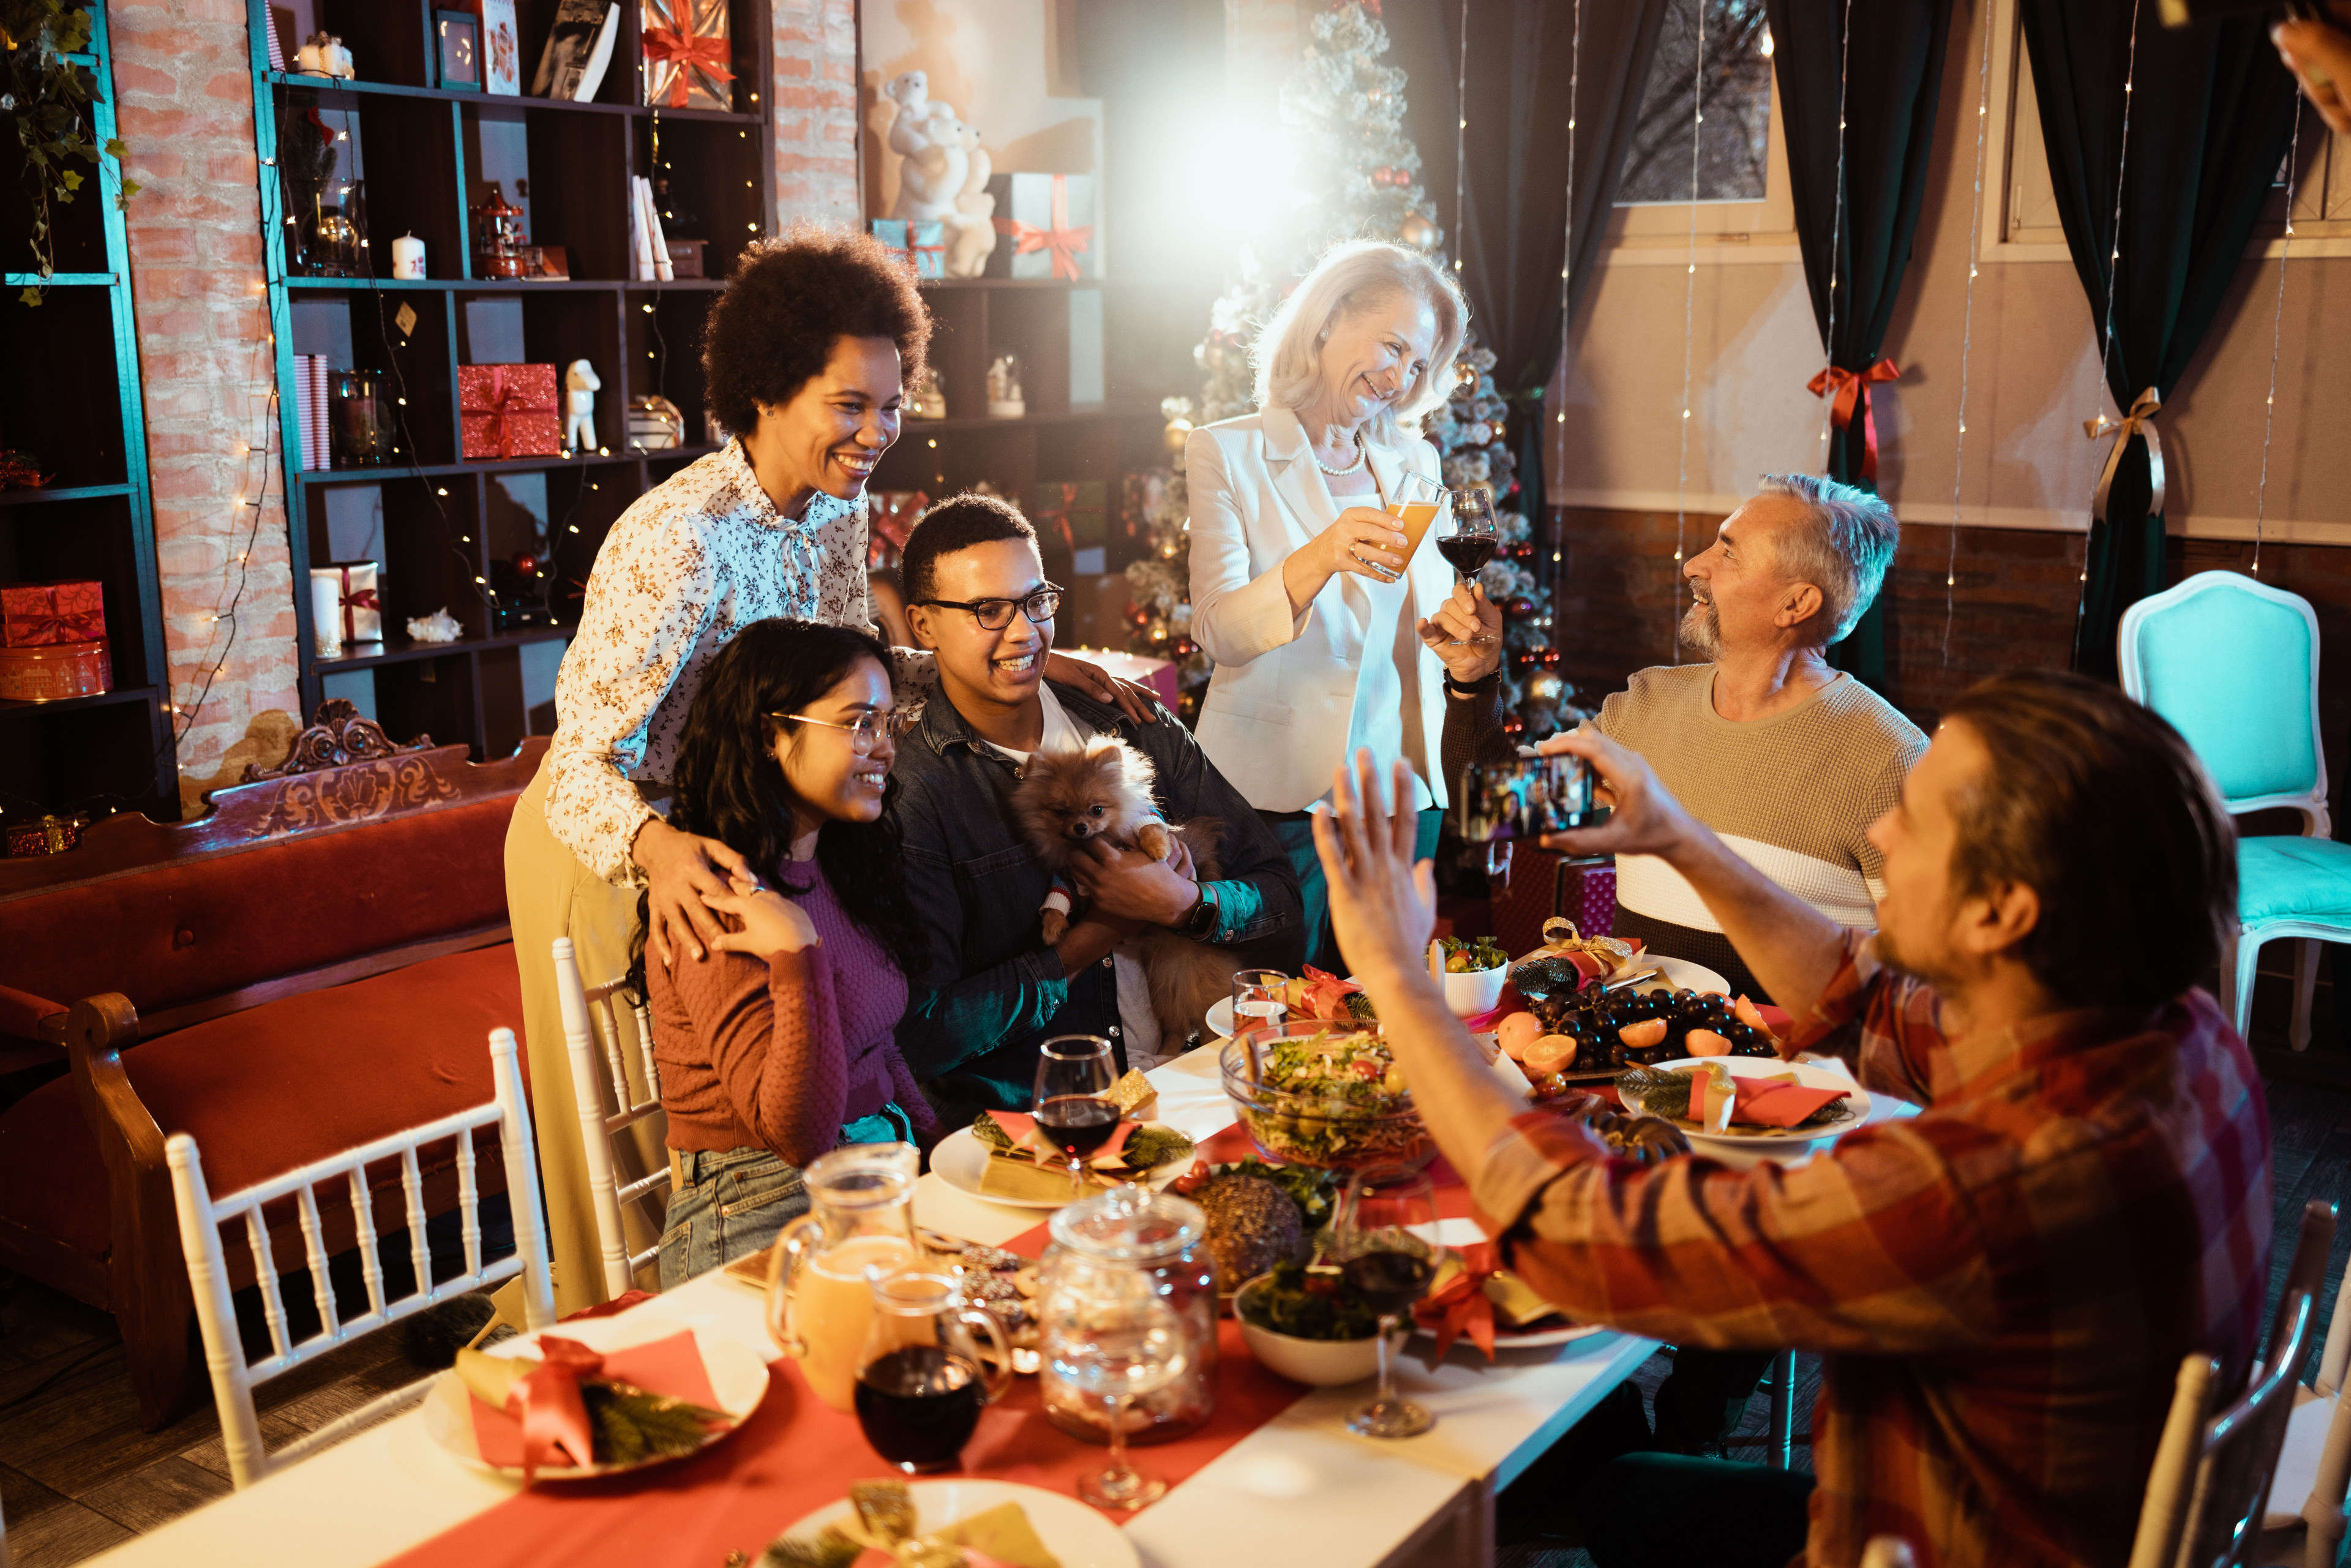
{"left": 504, "top": 226, "right": 1154, "bottom": 1310}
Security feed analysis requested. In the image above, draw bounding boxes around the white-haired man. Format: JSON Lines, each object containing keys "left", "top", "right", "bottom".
{"left": 1430, "top": 473, "right": 1926, "bottom": 1457}
{"left": 1438, "top": 472, "right": 1924, "bottom": 1003}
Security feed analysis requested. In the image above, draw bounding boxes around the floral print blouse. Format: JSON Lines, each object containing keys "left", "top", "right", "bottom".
{"left": 543, "top": 438, "right": 932, "bottom": 885}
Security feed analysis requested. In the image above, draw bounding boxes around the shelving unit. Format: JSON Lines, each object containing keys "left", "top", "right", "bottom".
{"left": 247, "top": 0, "right": 775, "bottom": 757}
{"left": 0, "top": 4, "right": 176, "bottom": 824}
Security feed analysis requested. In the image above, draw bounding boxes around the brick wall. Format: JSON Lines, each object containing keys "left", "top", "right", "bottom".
{"left": 773, "top": 0, "right": 860, "bottom": 226}
{"left": 111, "top": 0, "right": 301, "bottom": 816}
{"left": 1552, "top": 505, "right": 2351, "bottom": 825}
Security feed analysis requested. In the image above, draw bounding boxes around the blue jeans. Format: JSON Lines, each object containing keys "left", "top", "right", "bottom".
{"left": 656, "top": 1106, "right": 915, "bottom": 1289}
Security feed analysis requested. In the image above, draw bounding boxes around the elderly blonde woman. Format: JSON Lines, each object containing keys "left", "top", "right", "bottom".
{"left": 1186, "top": 239, "right": 1488, "bottom": 972}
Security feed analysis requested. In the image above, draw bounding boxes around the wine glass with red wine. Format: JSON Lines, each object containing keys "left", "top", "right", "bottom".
{"left": 1435, "top": 484, "right": 1501, "bottom": 644}
{"left": 1034, "top": 1035, "right": 1119, "bottom": 1200}
{"left": 1330, "top": 1163, "right": 1441, "bottom": 1438}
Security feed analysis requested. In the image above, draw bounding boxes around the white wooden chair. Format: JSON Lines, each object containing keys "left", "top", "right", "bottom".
{"left": 2130, "top": 1200, "right": 2336, "bottom": 1568}
{"left": 167, "top": 1027, "right": 557, "bottom": 1490}
{"left": 2118, "top": 571, "right": 2351, "bottom": 1050}
{"left": 552, "top": 936, "right": 671, "bottom": 1299}
{"left": 2254, "top": 1264, "right": 2351, "bottom": 1567}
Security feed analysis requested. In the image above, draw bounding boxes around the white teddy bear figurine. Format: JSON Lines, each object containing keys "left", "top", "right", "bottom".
{"left": 880, "top": 72, "right": 996, "bottom": 276}
{"left": 563, "top": 359, "right": 599, "bottom": 455}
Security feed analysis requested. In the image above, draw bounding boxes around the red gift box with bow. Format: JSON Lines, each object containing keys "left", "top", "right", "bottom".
{"left": 458, "top": 363, "right": 563, "bottom": 460}
{"left": 640, "top": 0, "right": 734, "bottom": 111}
{"left": 0, "top": 579, "right": 106, "bottom": 648}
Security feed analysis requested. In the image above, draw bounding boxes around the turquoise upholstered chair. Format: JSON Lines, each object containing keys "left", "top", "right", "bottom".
{"left": 2118, "top": 571, "right": 2350, "bottom": 1051}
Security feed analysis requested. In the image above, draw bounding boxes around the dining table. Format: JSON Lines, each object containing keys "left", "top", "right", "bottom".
{"left": 86, "top": 1038, "right": 1912, "bottom": 1568}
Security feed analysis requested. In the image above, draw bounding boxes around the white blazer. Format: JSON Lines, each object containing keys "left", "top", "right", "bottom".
{"left": 1185, "top": 405, "right": 1455, "bottom": 814}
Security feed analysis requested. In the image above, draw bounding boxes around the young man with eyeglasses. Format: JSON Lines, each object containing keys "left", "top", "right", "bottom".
{"left": 887, "top": 493, "right": 1303, "bottom": 1120}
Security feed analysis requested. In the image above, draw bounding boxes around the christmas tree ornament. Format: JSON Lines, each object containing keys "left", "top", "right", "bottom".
{"left": 1526, "top": 670, "right": 1565, "bottom": 707}
{"left": 1398, "top": 212, "right": 1438, "bottom": 249}
{"left": 1507, "top": 596, "right": 1534, "bottom": 618}
{"left": 1501, "top": 715, "right": 1528, "bottom": 740}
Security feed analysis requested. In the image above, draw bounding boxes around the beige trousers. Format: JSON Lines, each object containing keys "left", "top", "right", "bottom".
{"left": 503, "top": 768, "right": 669, "bottom": 1315}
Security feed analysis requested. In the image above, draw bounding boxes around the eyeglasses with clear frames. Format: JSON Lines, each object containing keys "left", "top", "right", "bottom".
{"left": 770, "top": 708, "right": 915, "bottom": 754}
{"left": 912, "top": 583, "right": 1064, "bottom": 631}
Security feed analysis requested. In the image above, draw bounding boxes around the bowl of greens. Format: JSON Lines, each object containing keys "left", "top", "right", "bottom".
{"left": 1234, "top": 1262, "right": 1385, "bottom": 1386}
{"left": 1435, "top": 936, "right": 1511, "bottom": 1018}
{"left": 1219, "top": 1022, "right": 1433, "bottom": 1172}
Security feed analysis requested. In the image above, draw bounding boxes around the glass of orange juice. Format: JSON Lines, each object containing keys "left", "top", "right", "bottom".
{"left": 1385, "top": 470, "right": 1448, "bottom": 568}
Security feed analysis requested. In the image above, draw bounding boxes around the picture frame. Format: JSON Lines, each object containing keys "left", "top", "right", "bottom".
{"left": 519, "top": 245, "right": 571, "bottom": 280}
{"left": 435, "top": 10, "right": 483, "bottom": 91}
{"left": 478, "top": 0, "right": 522, "bottom": 95}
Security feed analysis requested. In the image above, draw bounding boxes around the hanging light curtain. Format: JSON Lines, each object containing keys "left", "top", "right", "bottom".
{"left": 1763, "top": 0, "right": 1954, "bottom": 692}
{"left": 1388, "top": 0, "right": 1670, "bottom": 531}
{"left": 2017, "top": 0, "right": 2297, "bottom": 679}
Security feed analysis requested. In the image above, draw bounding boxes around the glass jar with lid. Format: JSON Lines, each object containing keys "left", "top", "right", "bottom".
{"left": 1037, "top": 1184, "right": 1217, "bottom": 1444}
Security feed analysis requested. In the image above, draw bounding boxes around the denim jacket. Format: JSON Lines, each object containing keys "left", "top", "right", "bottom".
{"left": 888, "top": 680, "right": 1303, "bottom": 1117}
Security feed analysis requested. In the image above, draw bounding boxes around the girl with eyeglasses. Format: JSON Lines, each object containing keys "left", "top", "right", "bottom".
{"left": 630, "top": 617, "right": 937, "bottom": 1286}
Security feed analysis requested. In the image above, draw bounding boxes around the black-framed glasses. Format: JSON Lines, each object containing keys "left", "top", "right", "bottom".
{"left": 914, "top": 584, "right": 1063, "bottom": 631}
{"left": 770, "top": 708, "right": 915, "bottom": 754}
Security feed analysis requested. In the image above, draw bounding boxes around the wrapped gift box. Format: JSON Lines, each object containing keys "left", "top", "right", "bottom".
{"left": 1031, "top": 480, "right": 1108, "bottom": 574}
{"left": 640, "top": 0, "right": 734, "bottom": 111}
{"left": 458, "top": 363, "right": 562, "bottom": 460}
{"left": 867, "top": 491, "right": 929, "bottom": 568}
{"left": 0, "top": 639, "right": 110, "bottom": 703}
{"left": 1488, "top": 850, "right": 1614, "bottom": 958}
{"left": 1060, "top": 648, "right": 1178, "bottom": 711}
{"left": 868, "top": 219, "right": 947, "bottom": 279}
{"left": 1, "top": 579, "right": 105, "bottom": 648}
{"left": 310, "top": 561, "right": 383, "bottom": 657}
{"left": 984, "top": 174, "right": 1097, "bottom": 280}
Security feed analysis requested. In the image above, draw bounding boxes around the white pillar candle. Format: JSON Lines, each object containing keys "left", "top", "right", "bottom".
{"left": 309, "top": 570, "right": 345, "bottom": 659}
{"left": 391, "top": 233, "right": 426, "bottom": 279}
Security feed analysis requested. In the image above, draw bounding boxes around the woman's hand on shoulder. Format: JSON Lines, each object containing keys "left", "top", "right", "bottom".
{"left": 702, "top": 873, "right": 821, "bottom": 960}
{"left": 633, "top": 817, "right": 759, "bottom": 966}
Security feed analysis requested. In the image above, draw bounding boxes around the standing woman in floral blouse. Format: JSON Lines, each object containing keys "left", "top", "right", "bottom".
{"left": 506, "top": 228, "right": 1152, "bottom": 1311}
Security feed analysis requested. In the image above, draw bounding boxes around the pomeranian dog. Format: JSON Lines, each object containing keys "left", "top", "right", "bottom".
{"left": 1011, "top": 736, "right": 1239, "bottom": 1045}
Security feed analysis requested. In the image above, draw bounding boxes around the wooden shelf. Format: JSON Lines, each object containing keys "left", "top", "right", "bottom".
{"left": 921, "top": 277, "right": 1106, "bottom": 291}
{"left": 905, "top": 405, "right": 1159, "bottom": 432}
{"left": 0, "top": 685, "right": 163, "bottom": 722}
{"left": 0, "top": 483, "right": 134, "bottom": 508}
{"left": 266, "top": 72, "right": 763, "bottom": 122}
{"left": 284, "top": 277, "right": 732, "bottom": 293}
{"left": 0, "top": 4, "right": 174, "bottom": 823}
{"left": 313, "top": 627, "right": 569, "bottom": 672}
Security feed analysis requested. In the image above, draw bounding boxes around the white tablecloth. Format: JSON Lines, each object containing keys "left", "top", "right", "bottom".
{"left": 89, "top": 1045, "right": 1777, "bottom": 1568}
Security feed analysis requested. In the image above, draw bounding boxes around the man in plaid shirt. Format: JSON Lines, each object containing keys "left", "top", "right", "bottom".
{"left": 1311, "top": 671, "right": 2267, "bottom": 1568}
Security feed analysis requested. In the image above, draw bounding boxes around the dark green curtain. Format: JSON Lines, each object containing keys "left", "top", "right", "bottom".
{"left": 1763, "top": 0, "right": 1954, "bottom": 692}
{"left": 1389, "top": 0, "right": 1669, "bottom": 544}
{"left": 2017, "top": 1, "right": 2297, "bottom": 679}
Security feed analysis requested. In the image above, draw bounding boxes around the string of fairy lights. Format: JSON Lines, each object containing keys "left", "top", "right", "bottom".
{"left": 1671, "top": 0, "right": 1705, "bottom": 663}
{"left": 1554, "top": 0, "right": 1581, "bottom": 606}
{"left": 1817, "top": 0, "right": 1855, "bottom": 465}
{"left": 1944, "top": 0, "right": 1996, "bottom": 672}
{"left": 2251, "top": 96, "right": 2303, "bottom": 578}
{"left": 2077, "top": 0, "right": 2146, "bottom": 645}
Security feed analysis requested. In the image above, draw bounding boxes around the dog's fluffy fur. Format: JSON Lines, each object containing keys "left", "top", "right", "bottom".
{"left": 1010, "top": 737, "right": 1236, "bottom": 1045}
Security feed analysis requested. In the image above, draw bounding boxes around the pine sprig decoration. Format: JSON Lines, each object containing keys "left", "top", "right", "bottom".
{"left": 580, "top": 1381, "right": 729, "bottom": 1466}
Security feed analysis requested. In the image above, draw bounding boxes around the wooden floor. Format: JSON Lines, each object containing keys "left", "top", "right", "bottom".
{"left": 7, "top": 982, "right": 2349, "bottom": 1567}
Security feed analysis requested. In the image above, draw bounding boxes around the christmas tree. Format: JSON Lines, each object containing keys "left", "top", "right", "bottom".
{"left": 1121, "top": 0, "right": 1573, "bottom": 738}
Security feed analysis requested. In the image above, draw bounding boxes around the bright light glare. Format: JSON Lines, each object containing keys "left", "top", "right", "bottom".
{"left": 1179, "top": 115, "right": 1295, "bottom": 242}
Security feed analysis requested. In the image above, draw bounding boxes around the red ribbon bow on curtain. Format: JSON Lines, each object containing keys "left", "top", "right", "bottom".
{"left": 1804, "top": 359, "right": 1900, "bottom": 483}
{"left": 336, "top": 568, "right": 380, "bottom": 642}
{"left": 641, "top": 23, "right": 735, "bottom": 108}
{"left": 993, "top": 176, "right": 1093, "bottom": 282}
{"left": 1413, "top": 1240, "right": 1504, "bottom": 1362}
{"left": 506, "top": 1335, "right": 607, "bottom": 1481}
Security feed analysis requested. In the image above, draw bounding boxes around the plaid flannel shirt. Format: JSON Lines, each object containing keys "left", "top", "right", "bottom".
{"left": 1474, "top": 933, "right": 2271, "bottom": 1568}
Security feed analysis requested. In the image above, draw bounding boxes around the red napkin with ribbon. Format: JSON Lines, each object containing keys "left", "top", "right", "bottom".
{"left": 1691, "top": 1072, "right": 1849, "bottom": 1130}
{"left": 465, "top": 1330, "right": 720, "bottom": 1480}
{"left": 1415, "top": 1240, "right": 1504, "bottom": 1361}
{"left": 984, "top": 1108, "right": 1136, "bottom": 1164}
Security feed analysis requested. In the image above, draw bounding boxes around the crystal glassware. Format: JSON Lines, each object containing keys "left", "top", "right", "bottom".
{"left": 1040, "top": 1280, "right": 1188, "bottom": 1508}
{"left": 1330, "top": 1162, "right": 1440, "bottom": 1438}
{"left": 1033, "top": 1035, "right": 1118, "bottom": 1200}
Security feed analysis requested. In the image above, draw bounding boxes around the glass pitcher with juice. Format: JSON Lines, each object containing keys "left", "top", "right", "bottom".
{"left": 1384, "top": 470, "right": 1449, "bottom": 569}
{"left": 763, "top": 1142, "right": 923, "bottom": 1410}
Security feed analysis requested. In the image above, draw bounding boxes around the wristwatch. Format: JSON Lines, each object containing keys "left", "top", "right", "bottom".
{"left": 1444, "top": 670, "right": 1501, "bottom": 698}
{"left": 1183, "top": 882, "right": 1220, "bottom": 940}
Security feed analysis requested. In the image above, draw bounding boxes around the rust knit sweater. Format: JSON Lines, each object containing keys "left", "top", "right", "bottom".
{"left": 649, "top": 857, "right": 934, "bottom": 1166}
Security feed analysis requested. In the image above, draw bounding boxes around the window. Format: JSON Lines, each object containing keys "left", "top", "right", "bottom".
{"left": 1985, "top": 0, "right": 2351, "bottom": 261}
{"left": 1605, "top": 0, "right": 1797, "bottom": 262}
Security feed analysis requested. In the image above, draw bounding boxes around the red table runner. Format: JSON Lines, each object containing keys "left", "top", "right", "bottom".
{"left": 382, "top": 1127, "right": 1412, "bottom": 1567}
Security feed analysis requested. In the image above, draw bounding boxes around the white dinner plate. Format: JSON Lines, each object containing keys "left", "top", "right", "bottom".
{"left": 929, "top": 1125, "right": 1193, "bottom": 1210}
{"left": 1410, "top": 1317, "right": 1610, "bottom": 1350}
{"left": 1205, "top": 996, "right": 1236, "bottom": 1040}
{"left": 1632, "top": 955, "right": 1731, "bottom": 997}
{"left": 778, "top": 1478, "right": 1141, "bottom": 1568}
{"left": 419, "top": 1314, "right": 770, "bottom": 1481}
{"left": 1625, "top": 1056, "right": 1872, "bottom": 1150}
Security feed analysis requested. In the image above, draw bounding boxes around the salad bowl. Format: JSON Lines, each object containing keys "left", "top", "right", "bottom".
{"left": 1218, "top": 1021, "right": 1434, "bottom": 1171}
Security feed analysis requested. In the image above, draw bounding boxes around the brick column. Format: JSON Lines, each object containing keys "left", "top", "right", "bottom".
{"left": 773, "top": 0, "right": 860, "bottom": 226}
{"left": 111, "top": 0, "right": 301, "bottom": 815}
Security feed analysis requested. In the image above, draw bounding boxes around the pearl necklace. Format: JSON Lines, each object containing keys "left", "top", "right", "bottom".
{"left": 1313, "top": 431, "right": 1367, "bottom": 477}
